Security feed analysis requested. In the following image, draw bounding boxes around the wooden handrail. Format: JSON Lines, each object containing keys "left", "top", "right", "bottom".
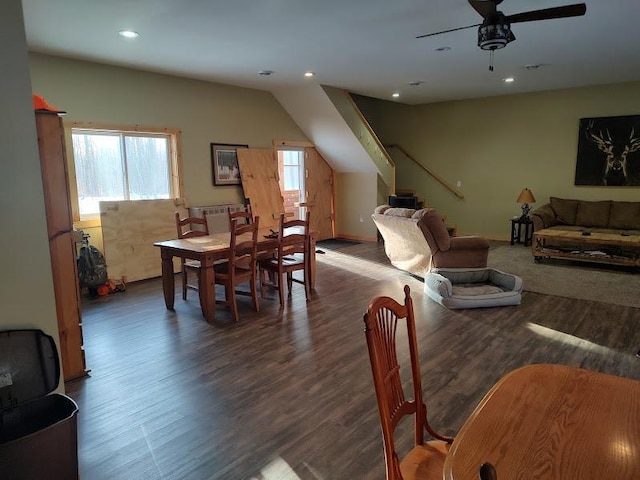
{"left": 344, "top": 93, "right": 396, "bottom": 170}
{"left": 343, "top": 91, "right": 396, "bottom": 194}
{"left": 386, "top": 144, "right": 464, "bottom": 199}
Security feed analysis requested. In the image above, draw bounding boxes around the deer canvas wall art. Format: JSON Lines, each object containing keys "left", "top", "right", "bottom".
{"left": 575, "top": 115, "right": 640, "bottom": 186}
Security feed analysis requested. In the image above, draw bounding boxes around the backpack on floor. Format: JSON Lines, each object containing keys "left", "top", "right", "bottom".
{"left": 77, "top": 243, "right": 108, "bottom": 289}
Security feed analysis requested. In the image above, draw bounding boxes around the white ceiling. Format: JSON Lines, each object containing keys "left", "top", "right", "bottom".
{"left": 22, "top": 0, "right": 640, "bottom": 105}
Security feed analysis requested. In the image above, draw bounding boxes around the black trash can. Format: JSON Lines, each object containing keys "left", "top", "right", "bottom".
{"left": 0, "top": 329, "right": 79, "bottom": 480}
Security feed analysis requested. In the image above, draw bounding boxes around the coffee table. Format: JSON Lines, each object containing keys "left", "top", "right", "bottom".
{"left": 533, "top": 228, "right": 640, "bottom": 267}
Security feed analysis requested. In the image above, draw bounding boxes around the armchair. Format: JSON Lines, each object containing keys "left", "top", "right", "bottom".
{"left": 372, "top": 206, "right": 489, "bottom": 277}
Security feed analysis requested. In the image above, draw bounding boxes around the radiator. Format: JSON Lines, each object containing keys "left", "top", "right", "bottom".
{"left": 188, "top": 204, "right": 245, "bottom": 234}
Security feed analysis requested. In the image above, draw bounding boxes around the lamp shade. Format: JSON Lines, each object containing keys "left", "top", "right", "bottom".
{"left": 516, "top": 188, "right": 536, "bottom": 204}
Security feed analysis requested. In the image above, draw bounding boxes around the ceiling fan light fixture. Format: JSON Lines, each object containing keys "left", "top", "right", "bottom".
{"left": 478, "top": 23, "right": 511, "bottom": 50}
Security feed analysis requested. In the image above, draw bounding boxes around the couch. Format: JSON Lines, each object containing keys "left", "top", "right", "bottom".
{"left": 371, "top": 205, "right": 490, "bottom": 278}
{"left": 531, "top": 197, "right": 640, "bottom": 234}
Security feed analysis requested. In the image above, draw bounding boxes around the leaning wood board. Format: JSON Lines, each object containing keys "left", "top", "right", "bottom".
{"left": 36, "top": 112, "right": 87, "bottom": 381}
{"left": 305, "top": 147, "right": 334, "bottom": 241}
{"left": 101, "top": 199, "right": 187, "bottom": 282}
{"left": 237, "top": 148, "right": 284, "bottom": 232}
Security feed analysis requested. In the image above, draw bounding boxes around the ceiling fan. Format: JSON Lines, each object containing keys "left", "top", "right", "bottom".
{"left": 417, "top": 0, "right": 586, "bottom": 67}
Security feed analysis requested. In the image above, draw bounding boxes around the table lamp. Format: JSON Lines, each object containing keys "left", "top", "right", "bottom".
{"left": 516, "top": 188, "right": 536, "bottom": 220}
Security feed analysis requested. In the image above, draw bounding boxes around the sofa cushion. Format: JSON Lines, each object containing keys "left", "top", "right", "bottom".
{"left": 383, "top": 207, "right": 415, "bottom": 218}
{"left": 608, "top": 201, "right": 640, "bottom": 230}
{"left": 411, "top": 208, "right": 434, "bottom": 221}
{"left": 550, "top": 197, "right": 579, "bottom": 225}
{"left": 575, "top": 200, "right": 611, "bottom": 227}
{"left": 374, "top": 204, "right": 391, "bottom": 214}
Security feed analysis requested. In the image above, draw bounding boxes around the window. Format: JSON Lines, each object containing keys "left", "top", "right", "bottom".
{"left": 277, "top": 148, "right": 305, "bottom": 220}
{"left": 70, "top": 126, "right": 180, "bottom": 219}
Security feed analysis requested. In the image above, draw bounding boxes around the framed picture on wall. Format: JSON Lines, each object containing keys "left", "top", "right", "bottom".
{"left": 575, "top": 115, "right": 640, "bottom": 186}
{"left": 211, "top": 143, "right": 248, "bottom": 186}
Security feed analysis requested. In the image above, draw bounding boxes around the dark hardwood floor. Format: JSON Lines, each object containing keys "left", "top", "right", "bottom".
{"left": 67, "top": 242, "right": 640, "bottom": 480}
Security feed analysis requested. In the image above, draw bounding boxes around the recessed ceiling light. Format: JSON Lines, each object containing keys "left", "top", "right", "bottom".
{"left": 392, "top": 93, "right": 400, "bottom": 98}
{"left": 434, "top": 46, "right": 451, "bottom": 52}
{"left": 118, "top": 30, "right": 139, "bottom": 38}
{"left": 304, "top": 71, "right": 315, "bottom": 77}
{"left": 525, "top": 64, "right": 542, "bottom": 70}
{"left": 409, "top": 81, "right": 424, "bottom": 87}
{"left": 258, "top": 70, "right": 274, "bottom": 76}
{"left": 503, "top": 77, "right": 515, "bottom": 83}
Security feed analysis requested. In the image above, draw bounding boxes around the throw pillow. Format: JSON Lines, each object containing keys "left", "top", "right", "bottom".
{"left": 575, "top": 200, "right": 612, "bottom": 227}
{"left": 549, "top": 197, "right": 579, "bottom": 225}
{"left": 608, "top": 202, "right": 640, "bottom": 230}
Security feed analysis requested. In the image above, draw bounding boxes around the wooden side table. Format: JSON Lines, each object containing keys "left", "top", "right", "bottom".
{"left": 510, "top": 217, "right": 533, "bottom": 246}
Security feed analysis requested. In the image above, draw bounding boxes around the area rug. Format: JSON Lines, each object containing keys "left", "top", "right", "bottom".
{"left": 316, "top": 238, "right": 361, "bottom": 251}
{"left": 489, "top": 245, "right": 640, "bottom": 308}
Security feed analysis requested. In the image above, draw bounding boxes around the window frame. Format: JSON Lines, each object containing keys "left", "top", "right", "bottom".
{"left": 65, "top": 122, "right": 183, "bottom": 224}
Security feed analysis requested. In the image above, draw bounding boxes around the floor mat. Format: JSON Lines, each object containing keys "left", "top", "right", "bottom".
{"left": 316, "top": 238, "right": 362, "bottom": 251}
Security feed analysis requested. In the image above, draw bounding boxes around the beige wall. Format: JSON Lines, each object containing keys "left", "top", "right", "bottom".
{"left": 1, "top": 1, "right": 63, "bottom": 390}
{"left": 335, "top": 172, "right": 378, "bottom": 240}
{"left": 356, "top": 82, "right": 640, "bottom": 238}
{"left": 29, "top": 53, "right": 308, "bottom": 215}
{"left": 29, "top": 54, "right": 310, "bottom": 250}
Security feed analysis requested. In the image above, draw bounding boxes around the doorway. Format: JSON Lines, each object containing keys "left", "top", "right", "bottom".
{"left": 277, "top": 148, "right": 305, "bottom": 221}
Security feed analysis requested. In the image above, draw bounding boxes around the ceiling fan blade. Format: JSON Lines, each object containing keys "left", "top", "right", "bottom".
{"left": 506, "top": 4, "right": 586, "bottom": 24}
{"left": 468, "top": 0, "right": 498, "bottom": 19}
{"left": 416, "top": 23, "right": 481, "bottom": 39}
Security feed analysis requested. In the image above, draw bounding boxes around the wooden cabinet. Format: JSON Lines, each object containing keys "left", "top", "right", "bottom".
{"left": 36, "top": 111, "right": 87, "bottom": 381}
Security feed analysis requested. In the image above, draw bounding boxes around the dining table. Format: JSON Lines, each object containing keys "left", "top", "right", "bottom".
{"left": 154, "top": 228, "right": 316, "bottom": 323}
{"left": 443, "top": 363, "right": 640, "bottom": 480}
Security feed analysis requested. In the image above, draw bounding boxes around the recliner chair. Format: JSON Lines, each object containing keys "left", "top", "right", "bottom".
{"left": 372, "top": 205, "right": 489, "bottom": 278}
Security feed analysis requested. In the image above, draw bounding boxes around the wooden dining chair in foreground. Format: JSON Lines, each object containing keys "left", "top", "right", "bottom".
{"left": 175, "top": 212, "right": 209, "bottom": 300}
{"left": 214, "top": 216, "right": 260, "bottom": 321}
{"left": 259, "top": 212, "right": 311, "bottom": 306}
{"left": 363, "top": 285, "right": 454, "bottom": 480}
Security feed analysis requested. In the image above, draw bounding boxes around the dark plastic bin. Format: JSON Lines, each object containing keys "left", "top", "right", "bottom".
{"left": 0, "top": 329, "right": 79, "bottom": 480}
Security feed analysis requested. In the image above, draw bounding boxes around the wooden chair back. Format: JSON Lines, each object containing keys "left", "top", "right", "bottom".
{"left": 175, "top": 212, "right": 209, "bottom": 300}
{"left": 228, "top": 204, "right": 253, "bottom": 230}
{"left": 277, "top": 211, "right": 310, "bottom": 257}
{"left": 363, "top": 285, "right": 452, "bottom": 480}
{"left": 176, "top": 212, "right": 209, "bottom": 238}
{"left": 214, "top": 216, "right": 260, "bottom": 321}
{"left": 228, "top": 215, "right": 259, "bottom": 272}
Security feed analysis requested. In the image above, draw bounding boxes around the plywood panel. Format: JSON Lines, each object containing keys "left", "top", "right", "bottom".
{"left": 101, "top": 199, "right": 186, "bottom": 282}
{"left": 305, "top": 148, "right": 335, "bottom": 240}
{"left": 237, "top": 148, "right": 284, "bottom": 232}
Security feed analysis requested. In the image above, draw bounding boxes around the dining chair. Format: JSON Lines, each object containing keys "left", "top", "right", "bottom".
{"left": 214, "top": 216, "right": 260, "bottom": 321}
{"left": 258, "top": 212, "right": 311, "bottom": 306}
{"left": 363, "top": 285, "right": 454, "bottom": 480}
{"left": 175, "top": 212, "right": 209, "bottom": 300}
{"left": 227, "top": 204, "right": 253, "bottom": 230}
